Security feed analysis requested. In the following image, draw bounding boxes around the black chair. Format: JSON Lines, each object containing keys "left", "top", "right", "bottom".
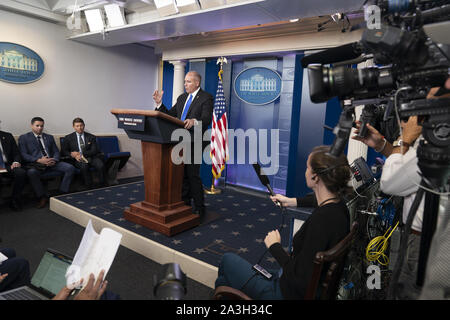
{"left": 213, "top": 221, "right": 359, "bottom": 300}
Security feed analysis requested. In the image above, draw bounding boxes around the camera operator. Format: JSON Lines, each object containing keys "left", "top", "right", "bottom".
{"left": 353, "top": 112, "right": 424, "bottom": 300}
{"left": 352, "top": 85, "right": 449, "bottom": 299}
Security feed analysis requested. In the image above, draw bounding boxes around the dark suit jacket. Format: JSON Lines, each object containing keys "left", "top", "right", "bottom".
{"left": 0, "top": 130, "right": 21, "bottom": 166}
{"left": 158, "top": 88, "right": 214, "bottom": 135}
{"left": 61, "top": 131, "right": 101, "bottom": 161}
{"left": 18, "top": 132, "right": 60, "bottom": 164}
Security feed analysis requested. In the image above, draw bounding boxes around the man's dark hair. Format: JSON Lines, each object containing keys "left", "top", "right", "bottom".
{"left": 72, "top": 117, "right": 85, "bottom": 125}
{"left": 31, "top": 117, "right": 44, "bottom": 124}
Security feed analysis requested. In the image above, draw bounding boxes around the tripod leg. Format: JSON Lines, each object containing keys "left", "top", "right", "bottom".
{"left": 387, "top": 181, "right": 425, "bottom": 299}
{"left": 416, "top": 192, "right": 440, "bottom": 287}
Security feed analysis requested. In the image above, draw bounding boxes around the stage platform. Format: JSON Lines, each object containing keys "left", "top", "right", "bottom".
{"left": 50, "top": 181, "right": 312, "bottom": 288}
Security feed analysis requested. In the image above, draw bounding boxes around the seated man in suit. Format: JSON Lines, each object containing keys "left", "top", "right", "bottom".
{"left": 61, "top": 117, "right": 105, "bottom": 189}
{"left": 0, "top": 129, "right": 27, "bottom": 211}
{"left": 18, "top": 117, "right": 75, "bottom": 208}
{"left": 152, "top": 71, "right": 213, "bottom": 217}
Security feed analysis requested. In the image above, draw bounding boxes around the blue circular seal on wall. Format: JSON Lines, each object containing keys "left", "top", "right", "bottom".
{"left": 234, "top": 67, "right": 282, "bottom": 105}
{"left": 0, "top": 42, "right": 45, "bottom": 84}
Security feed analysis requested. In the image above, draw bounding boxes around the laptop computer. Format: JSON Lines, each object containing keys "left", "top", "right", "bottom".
{"left": 0, "top": 248, "right": 72, "bottom": 300}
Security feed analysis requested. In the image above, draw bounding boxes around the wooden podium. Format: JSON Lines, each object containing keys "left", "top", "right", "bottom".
{"left": 111, "top": 108, "right": 200, "bottom": 236}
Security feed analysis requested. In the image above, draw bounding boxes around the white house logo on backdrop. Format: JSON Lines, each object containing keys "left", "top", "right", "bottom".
{"left": 234, "top": 67, "right": 282, "bottom": 105}
{"left": 0, "top": 42, "right": 44, "bottom": 84}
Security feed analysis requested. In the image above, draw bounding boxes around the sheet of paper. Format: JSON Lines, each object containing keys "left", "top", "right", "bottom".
{"left": 79, "top": 228, "right": 122, "bottom": 284}
{"left": 72, "top": 220, "right": 98, "bottom": 267}
{"left": 66, "top": 220, "right": 122, "bottom": 289}
{"left": 293, "top": 219, "right": 305, "bottom": 237}
{"left": 0, "top": 252, "right": 8, "bottom": 264}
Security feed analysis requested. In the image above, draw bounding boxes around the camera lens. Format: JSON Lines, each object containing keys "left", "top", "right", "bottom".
{"left": 308, "top": 65, "right": 393, "bottom": 103}
{"left": 153, "top": 263, "right": 187, "bottom": 300}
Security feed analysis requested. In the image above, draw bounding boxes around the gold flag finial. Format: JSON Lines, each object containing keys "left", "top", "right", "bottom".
{"left": 216, "top": 57, "right": 227, "bottom": 81}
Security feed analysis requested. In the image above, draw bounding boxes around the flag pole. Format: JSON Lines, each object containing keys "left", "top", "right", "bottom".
{"left": 204, "top": 57, "right": 227, "bottom": 195}
{"left": 204, "top": 177, "right": 221, "bottom": 194}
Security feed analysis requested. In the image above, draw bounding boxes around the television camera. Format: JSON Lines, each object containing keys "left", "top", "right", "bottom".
{"left": 302, "top": 0, "right": 450, "bottom": 299}
{"left": 302, "top": 0, "right": 449, "bottom": 187}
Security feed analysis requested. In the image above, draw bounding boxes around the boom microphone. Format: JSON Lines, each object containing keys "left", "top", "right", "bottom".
{"left": 252, "top": 163, "right": 282, "bottom": 207}
{"left": 301, "top": 42, "right": 363, "bottom": 68}
{"left": 252, "top": 163, "right": 274, "bottom": 195}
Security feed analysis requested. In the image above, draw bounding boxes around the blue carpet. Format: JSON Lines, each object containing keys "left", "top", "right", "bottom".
{"left": 54, "top": 182, "right": 312, "bottom": 270}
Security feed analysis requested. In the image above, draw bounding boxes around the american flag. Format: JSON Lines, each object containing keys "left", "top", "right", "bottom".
{"left": 210, "top": 74, "right": 229, "bottom": 179}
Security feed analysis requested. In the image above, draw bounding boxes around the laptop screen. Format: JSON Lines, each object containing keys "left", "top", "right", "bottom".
{"left": 30, "top": 250, "right": 72, "bottom": 296}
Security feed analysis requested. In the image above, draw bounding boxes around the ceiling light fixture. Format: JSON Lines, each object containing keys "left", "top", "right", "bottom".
{"left": 317, "top": 13, "right": 350, "bottom": 32}
{"left": 154, "top": 0, "right": 179, "bottom": 16}
{"left": 104, "top": 3, "right": 127, "bottom": 27}
{"left": 331, "top": 13, "right": 342, "bottom": 22}
{"left": 84, "top": 8, "right": 105, "bottom": 32}
{"left": 198, "top": 0, "right": 226, "bottom": 10}
{"left": 176, "top": 0, "right": 200, "bottom": 13}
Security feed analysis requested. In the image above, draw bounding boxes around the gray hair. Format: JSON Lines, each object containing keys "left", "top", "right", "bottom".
{"left": 187, "top": 70, "right": 201, "bottom": 83}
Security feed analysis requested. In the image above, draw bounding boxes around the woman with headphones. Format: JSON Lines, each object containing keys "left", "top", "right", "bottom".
{"left": 214, "top": 145, "right": 352, "bottom": 299}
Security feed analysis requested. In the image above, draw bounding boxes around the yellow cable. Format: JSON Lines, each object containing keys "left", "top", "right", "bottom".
{"left": 366, "top": 221, "right": 399, "bottom": 266}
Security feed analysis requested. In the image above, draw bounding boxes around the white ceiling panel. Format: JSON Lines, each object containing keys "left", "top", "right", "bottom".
{"left": 68, "top": 0, "right": 275, "bottom": 46}
{"left": 68, "top": 0, "right": 364, "bottom": 46}
{"left": 0, "top": 0, "right": 366, "bottom": 47}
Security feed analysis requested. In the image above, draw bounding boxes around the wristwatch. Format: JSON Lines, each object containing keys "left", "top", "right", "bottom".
{"left": 393, "top": 139, "right": 410, "bottom": 148}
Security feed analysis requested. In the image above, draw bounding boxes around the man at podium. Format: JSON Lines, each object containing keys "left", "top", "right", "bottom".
{"left": 152, "top": 71, "right": 213, "bottom": 217}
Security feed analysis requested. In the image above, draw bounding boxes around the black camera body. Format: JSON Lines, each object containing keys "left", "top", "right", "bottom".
{"left": 303, "top": 0, "right": 450, "bottom": 186}
{"left": 307, "top": 24, "right": 449, "bottom": 104}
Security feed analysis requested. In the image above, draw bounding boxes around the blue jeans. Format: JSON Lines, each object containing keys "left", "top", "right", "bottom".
{"left": 215, "top": 253, "right": 284, "bottom": 300}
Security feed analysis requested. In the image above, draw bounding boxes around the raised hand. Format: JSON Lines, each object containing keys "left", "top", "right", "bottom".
{"left": 152, "top": 90, "right": 164, "bottom": 105}
{"left": 351, "top": 121, "right": 385, "bottom": 150}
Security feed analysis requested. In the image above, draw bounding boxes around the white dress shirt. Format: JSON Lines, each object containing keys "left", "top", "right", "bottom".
{"left": 155, "top": 87, "right": 201, "bottom": 125}
{"left": 77, "top": 133, "right": 85, "bottom": 154}
{"left": 380, "top": 140, "right": 423, "bottom": 232}
{"left": 33, "top": 133, "right": 48, "bottom": 156}
{"left": 180, "top": 87, "right": 200, "bottom": 118}
{"left": 0, "top": 141, "right": 8, "bottom": 164}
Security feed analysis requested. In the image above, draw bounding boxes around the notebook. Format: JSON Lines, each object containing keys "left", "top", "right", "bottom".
{"left": 288, "top": 217, "right": 305, "bottom": 253}
{"left": 0, "top": 248, "right": 72, "bottom": 300}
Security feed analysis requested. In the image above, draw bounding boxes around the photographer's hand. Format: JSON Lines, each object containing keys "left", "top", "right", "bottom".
{"left": 401, "top": 116, "right": 422, "bottom": 145}
{"left": 352, "top": 121, "right": 394, "bottom": 157}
